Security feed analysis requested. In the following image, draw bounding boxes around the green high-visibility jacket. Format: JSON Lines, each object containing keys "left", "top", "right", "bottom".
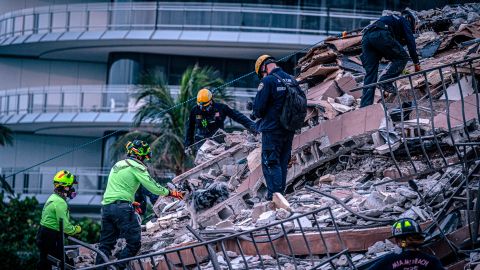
{"left": 102, "top": 158, "right": 170, "bottom": 205}
{"left": 40, "top": 193, "right": 77, "bottom": 235}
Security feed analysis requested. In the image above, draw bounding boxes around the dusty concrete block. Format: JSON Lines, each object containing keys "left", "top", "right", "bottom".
{"left": 272, "top": 193, "right": 292, "bottom": 212}
{"left": 252, "top": 202, "right": 274, "bottom": 221}
{"left": 316, "top": 174, "right": 335, "bottom": 184}
{"left": 294, "top": 216, "right": 313, "bottom": 228}
{"left": 275, "top": 208, "right": 291, "bottom": 220}
{"left": 215, "top": 220, "right": 234, "bottom": 229}
{"left": 256, "top": 211, "right": 276, "bottom": 226}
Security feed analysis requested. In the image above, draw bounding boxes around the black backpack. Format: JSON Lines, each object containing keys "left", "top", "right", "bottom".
{"left": 272, "top": 73, "right": 307, "bottom": 132}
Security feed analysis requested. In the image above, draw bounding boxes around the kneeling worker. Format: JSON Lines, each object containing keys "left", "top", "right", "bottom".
{"left": 37, "top": 170, "right": 81, "bottom": 270}
{"left": 368, "top": 218, "right": 444, "bottom": 270}
{"left": 96, "top": 140, "right": 184, "bottom": 267}
{"left": 184, "top": 88, "right": 257, "bottom": 153}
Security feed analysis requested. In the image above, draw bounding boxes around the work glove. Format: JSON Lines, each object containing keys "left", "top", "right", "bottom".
{"left": 132, "top": 201, "right": 143, "bottom": 215}
{"left": 74, "top": 225, "right": 82, "bottom": 234}
{"left": 246, "top": 101, "right": 253, "bottom": 111}
{"left": 168, "top": 189, "right": 185, "bottom": 200}
{"left": 414, "top": 64, "right": 421, "bottom": 72}
{"left": 184, "top": 147, "right": 193, "bottom": 156}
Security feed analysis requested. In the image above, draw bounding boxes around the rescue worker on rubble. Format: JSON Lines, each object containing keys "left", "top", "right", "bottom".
{"left": 96, "top": 140, "right": 184, "bottom": 268}
{"left": 252, "top": 55, "right": 296, "bottom": 201}
{"left": 368, "top": 218, "right": 444, "bottom": 270}
{"left": 184, "top": 88, "right": 257, "bottom": 153}
{"left": 360, "top": 9, "right": 422, "bottom": 108}
{"left": 37, "top": 170, "right": 81, "bottom": 270}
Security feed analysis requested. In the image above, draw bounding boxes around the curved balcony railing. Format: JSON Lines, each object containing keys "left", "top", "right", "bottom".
{"left": 0, "top": 2, "right": 379, "bottom": 41}
{"left": 1, "top": 166, "right": 175, "bottom": 196}
{"left": 0, "top": 84, "right": 257, "bottom": 115}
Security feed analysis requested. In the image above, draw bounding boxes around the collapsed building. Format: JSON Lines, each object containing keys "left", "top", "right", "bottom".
{"left": 74, "top": 3, "right": 480, "bottom": 270}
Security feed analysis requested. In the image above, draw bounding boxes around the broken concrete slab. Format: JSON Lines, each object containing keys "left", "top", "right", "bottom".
{"left": 440, "top": 75, "right": 475, "bottom": 101}
{"left": 272, "top": 193, "right": 292, "bottom": 212}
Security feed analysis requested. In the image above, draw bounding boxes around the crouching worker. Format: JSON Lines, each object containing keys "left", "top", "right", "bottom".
{"left": 96, "top": 140, "right": 184, "bottom": 268}
{"left": 37, "top": 170, "right": 81, "bottom": 270}
{"left": 368, "top": 218, "right": 444, "bottom": 270}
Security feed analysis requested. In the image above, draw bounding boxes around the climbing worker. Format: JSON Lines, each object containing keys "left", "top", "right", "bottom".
{"left": 360, "top": 9, "right": 422, "bottom": 108}
{"left": 253, "top": 55, "right": 305, "bottom": 201}
{"left": 368, "top": 218, "right": 444, "bottom": 270}
{"left": 36, "top": 170, "right": 81, "bottom": 270}
{"left": 96, "top": 140, "right": 184, "bottom": 268}
{"left": 184, "top": 88, "right": 257, "bottom": 153}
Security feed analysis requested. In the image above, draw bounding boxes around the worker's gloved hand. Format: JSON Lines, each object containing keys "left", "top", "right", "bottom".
{"left": 414, "top": 64, "right": 421, "bottom": 72}
{"left": 168, "top": 190, "right": 185, "bottom": 200}
{"left": 246, "top": 101, "right": 253, "bottom": 111}
{"left": 184, "top": 147, "right": 192, "bottom": 156}
{"left": 132, "top": 201, "right": 143, "bottom": 215}
{"left": 74, "top": 225, "right": 82, "bottom": 234}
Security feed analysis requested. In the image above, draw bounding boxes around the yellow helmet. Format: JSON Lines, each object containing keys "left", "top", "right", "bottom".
{"left": 197, "top": 88, "right": 213, "bottom": 107}
{"left": 53, "top": 170, "right": 77, "bottom": 187}
{"left": 255, "top": 55, "right": 275, "bottom": 79}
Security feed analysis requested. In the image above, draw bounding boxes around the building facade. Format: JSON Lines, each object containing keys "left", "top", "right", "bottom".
{"left": 0, "top": 0, "right": 386, "bottom": 212}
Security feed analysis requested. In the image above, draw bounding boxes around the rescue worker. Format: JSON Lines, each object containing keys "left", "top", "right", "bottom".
{"left": 96, "top": 140, "right": 184, "bottom": 268}
{"left": 360, "top": 10, "right": 422, "bottom": 108}
{"left": 184, "top": 88, "right": 257, "bottom": 152}
{"left": 368, "top": 218, "right": 444, "bottom": 270}
{"left": 36, "top": 170, "right": 81, "bottom": 270}
{"left": 252, "top": 55, "right": 295, "bottom": 201}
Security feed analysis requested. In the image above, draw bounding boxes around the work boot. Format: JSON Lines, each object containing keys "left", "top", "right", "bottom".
{"left": 379, "top": 83, "right": 397, "bottom": 94}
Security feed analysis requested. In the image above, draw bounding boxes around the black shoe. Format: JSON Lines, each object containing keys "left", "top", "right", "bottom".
{"left": 379, "top": 83, "right": 397, "bottom": 94}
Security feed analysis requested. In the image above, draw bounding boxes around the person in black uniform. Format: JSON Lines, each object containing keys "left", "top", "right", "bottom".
{"left": 184, "top": 88, "right": 257, "bottom": 152}
{"left": 368, "top": 218, "right": 444, "bottom": 270}
{"left": 252, "top": 55, "right": 297, "bottom": 201}
{"left": 360, "top": 10, "right": 422, "bottom": 108}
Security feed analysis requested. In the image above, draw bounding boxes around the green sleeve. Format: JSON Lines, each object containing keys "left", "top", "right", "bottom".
{"left": 55, "top": 201, "right": 76, "bottom": 235}
{"left": 134, "top": 169, "right": 170, "bottom": 196}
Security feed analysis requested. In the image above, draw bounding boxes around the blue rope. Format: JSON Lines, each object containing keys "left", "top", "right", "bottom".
{"left": 4, "top": 37, "right": 328, "bottom": 179}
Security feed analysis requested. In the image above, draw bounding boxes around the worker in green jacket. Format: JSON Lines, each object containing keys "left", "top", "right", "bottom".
{"left": 36, "top": 170, "right": 81, "bottom": 270}
{"left": 96, "top": 140, "right": 184, "bottom": 268}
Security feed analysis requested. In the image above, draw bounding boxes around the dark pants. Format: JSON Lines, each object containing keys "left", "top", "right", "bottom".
{"left": 261, "top": 131, "right": 294, "bottom": 200}
{"left": 36, "top": 226, "right": 63, "bottom": 270}
{"left": 360, "top": 29, "right": 410, "bottom": 107}
{"left": 96, "top": 202, "right": 141, "bottom": 268}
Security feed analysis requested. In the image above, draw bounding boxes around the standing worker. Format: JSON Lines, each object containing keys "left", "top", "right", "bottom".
{"left": 96, "top": 140, "right": 184, "bottom": 268}
{"left": 36, "top": 170, "right": 81, "bottom": 270}
{"left": 368, "top": 218, "right": 444, "bottom": 270}
{"left": 253, "top": 55, "right": 306, "bottom": 201}
{"left": 360, "top": 10, "right": 421, "bottom": 108}
{"left": 184, "top": 88, "right": 257, "bottom": 153}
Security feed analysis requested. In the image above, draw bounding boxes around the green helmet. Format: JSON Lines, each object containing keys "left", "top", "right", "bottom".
{"left": 391, "top": 218, "right": 423, "bottom": 238}
{"left": 126, "top": 140, "right": 151, "bottom": 160}
{"left": 53, "top": 170, "right": 77, "bottom": 187}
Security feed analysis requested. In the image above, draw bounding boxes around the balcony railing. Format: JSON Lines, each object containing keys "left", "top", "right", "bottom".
{"left": 0, "top": 84, "right": 257, "bottom": 115}
{"left": 0, "top": 2, "right": 379, "bottom": 41}
{"left": 0, "top": 166, "right": 175, "bottom": 195}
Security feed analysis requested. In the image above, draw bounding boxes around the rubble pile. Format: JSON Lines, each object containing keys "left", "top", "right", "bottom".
{"left": 74, "top": 3, "right": 480, "bottom": 269}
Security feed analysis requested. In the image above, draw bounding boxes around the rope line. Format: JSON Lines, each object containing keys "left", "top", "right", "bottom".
{"left": 4, "top": 37, "right": 328, "bottom": 180}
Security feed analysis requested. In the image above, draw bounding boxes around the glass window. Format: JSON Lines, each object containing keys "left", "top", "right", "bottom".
{"left": 63, "top": 93, "right": 81, "bottom": 112}
{"left": 46, "top": 93, "right": 61, "bottom": 112}
{"left": 110, "top": 10, "right": 131, "bottom": 30}
{"left": 88, "top": 11, "right": 108, "bottom": 31}
{"left": 24, "top": 15, "right": 34, "bottom": 35}
{"left": 52, "top": 12, "right": 67, "bottom": 33}
{"left": 32, "top": 94, "right": 45, "bottom": 112}
{"left": 18, "top": 94, "right": 28, "bottom": 114}
{"left": 185, "top": 11, "right": 211, "bottom": 26}
{"left": 242, "top": 12, "right": 271, "bottom": 28}
{"left": 132, "top": 9, "right": 156, "bottom": 29}
{"left": 8, "top": 95, "right": 18, "bottom": 114}
{"left": 69, "top": 12, "right": 87, "bottom": 32}
{"left": 82, "top": 93, "right": 102, "bottom": 112}
{"left": 14, "top": 16, "right": 23, "bottom": 34}
{"left": 271, "top": 13, "right": 297, "bottom": 30}
{"left": 38, "top": 13, "right": 51, "bottom": 34}
{"left": 211, "top": 11, "right": 241, "bottom": 28}
{"left": 158, "top": 10, "right": 184, "bottom": 26}
{"left": 108, "top": 59, "right": 140, "bottom": 85}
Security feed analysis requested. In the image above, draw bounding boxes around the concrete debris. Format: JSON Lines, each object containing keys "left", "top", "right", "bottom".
{"left": 72, "top": 4, "right": 478, "bottom": 270}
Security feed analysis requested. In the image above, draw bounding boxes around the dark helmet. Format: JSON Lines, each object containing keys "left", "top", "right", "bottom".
{"left": 391, "top": 218, "right": 423, "bottom": 238}
{"left": 402, "top": 9, "right": 418, "bottom": 32}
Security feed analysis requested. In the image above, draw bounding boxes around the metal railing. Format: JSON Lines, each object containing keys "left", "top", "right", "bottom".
{"left": 350, "top": 55, "right": 480, "bottom": 182}
{"left": 75, "top": 206, "right": 356, "bottom": 270}
{"left": 0, "top": 166, "right": 175, "bottom": 195}
{"left": 0, "top": 85, "right": 257, "bottom": 115}
{"left": 0, "top": 2, "right": 380, "bottom": 41}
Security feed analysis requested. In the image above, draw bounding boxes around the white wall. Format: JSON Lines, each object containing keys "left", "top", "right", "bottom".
{"left": 0, "top": 133, "right": 102, "bottom": 168}
{"left": 0, "top": 0, "right": 108, "bottom": 14}
{"left": 0, "top": 57, "right": 107, "bottom": 89}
